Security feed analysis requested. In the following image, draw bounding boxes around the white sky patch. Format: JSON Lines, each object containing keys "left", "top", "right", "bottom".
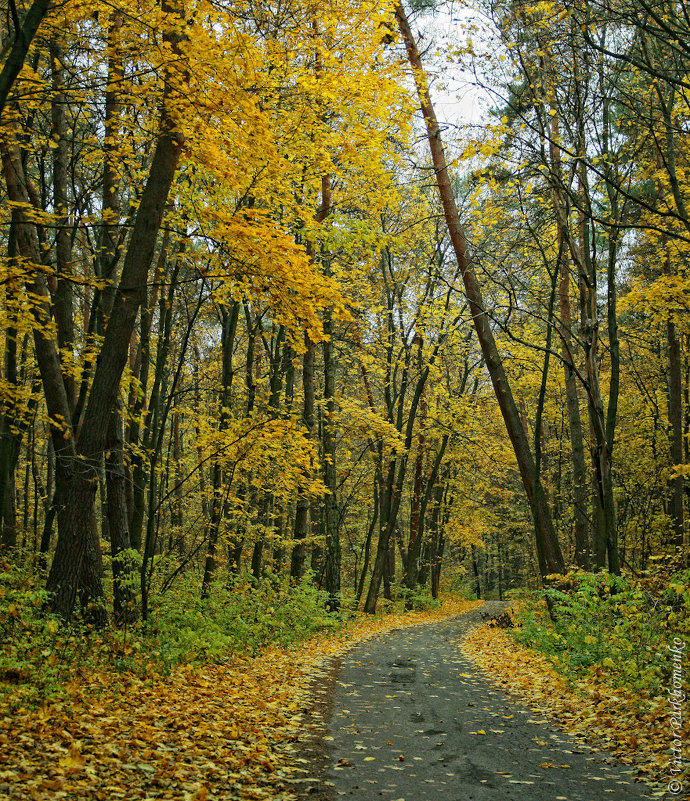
{"left": 411, "top": 0, "right": 493, "bottom": 129}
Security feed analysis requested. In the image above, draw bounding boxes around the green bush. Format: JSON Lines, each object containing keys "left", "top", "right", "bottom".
{"left": 512, "top": 569, "right": 690, "bottom": 696}
{"left": 145, "top": 571, "right": 342, "bottom": 665}
{"left": 0, "top": 561, "right": 72, "bottom": 708}
{"left": 397, "top": 585, "right": 441, "bottom": 611}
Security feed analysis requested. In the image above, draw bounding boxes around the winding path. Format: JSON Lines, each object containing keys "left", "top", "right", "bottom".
{"left": 322, "top": 603, "right": 653, "bottom": 801}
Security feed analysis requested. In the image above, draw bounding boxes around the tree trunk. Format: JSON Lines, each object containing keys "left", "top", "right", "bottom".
{"left": 0, "top": 310, "right": 28, "bottom": 551}
{"left": 668, "top": 318, "right": 684, "bottom": 548}
{"left": 363, "top": 366, "right": 428, "bottom": 612}
{"left": 290, "top": 334, "right": 315, "bottom": 581}
{"left": 106, "top": 406, "right": 137, "bottom": 624}
{"left": 576, "top": 177, "right": 617, "bottom": 573}
{"left": 201, "top": 301, "right": 240, "bottom": 596}
{"left": 128, "top": 241, "right": 166, "bottom": 551}
{"left": 50, "top": 40, "right": 76, "bottom": 411}
{"left": 394, "top": 3, "right": 564, "bottom": 578}
{"left": 547, "top": 110, "right": 590, "bottom": 569}
{"left": 403, "top": 433, "right": 448, "bottom": 597}
{"left": 322, "top": 307, "right": 340, "bottom": 610}
{"left": 355, "top": 477, "right": 378, "bottom": 605}
{"left": 0, "top": 0, "right": 52, "bottom": 119}
{"left": 471, "top": 545, "right": 482, "bottom": 599}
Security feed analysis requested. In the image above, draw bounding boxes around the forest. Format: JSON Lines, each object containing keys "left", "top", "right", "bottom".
{"left": 0, "top": 0, "right": 689, "bottom": 796}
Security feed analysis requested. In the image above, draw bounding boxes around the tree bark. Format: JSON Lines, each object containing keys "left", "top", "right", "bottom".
{"left": 50, "top": 40, "right": 76, "bottom": 411}
{"left": 403, "top": 433, "right": 448, "bottom": 596}
{"left": 201, "top": 300, "right": 240, "bottom": 596}
{"left": 322, "top": 306, "right": 340, "bottom": 610}
{"left": 547, "top": 111, "right": 590, "bottom": 569}
{"left": 290, "top": 333, "right": 315, "bottom": 581}
{"left": 667, "top": 318, "right": 684, "bottom": 548}
{"left": 106, "top": 405, "right": 137, "bottom": 624}
{"left": 0, "top": 0, "right": 52, "bottom": 120}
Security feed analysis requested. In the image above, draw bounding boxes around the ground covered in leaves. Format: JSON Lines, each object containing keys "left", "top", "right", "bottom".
{"left": 462, "top": 603, "right": 688, "bottom": 793}
{"left": 0, "top": 598, "right": 478, "bottom": 800}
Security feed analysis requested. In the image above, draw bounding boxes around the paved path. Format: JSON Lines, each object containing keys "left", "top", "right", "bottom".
{"left": 326, "top": 603, "right": 654, "bottom": 801}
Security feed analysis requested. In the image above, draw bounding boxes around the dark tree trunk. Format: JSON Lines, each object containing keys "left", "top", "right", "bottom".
{"left": 403, "top": 433, "right": 448, "bottom": 597}
{"left": 356, "top": 478, "right": 379, "bottom": 605}
{"left": 429, "top": 478, "right": 447, "bottom": 599}
{"left": 50, "top": 40, "right": 75, "bottom": 411}
{"left": 668, "top": 319, "right": 684, "bottom": 548}
{"left": 106, "top": 406, "right": 137, "bottom": 624}
{"left": 202, "top": 301, "right": 240, "bottom": 596}
{"left": 547, "top": 112, "right": 590, "bottom": 569}
{"left": 0, "top": 322, "right": 23, "bottom": 550}
{"left": 290, "top": 334, "right": 315, "bottom": 581}
{"left": 1, "top": 140, "right": 106, "bottom": 620}
{"left": 0, "top": 0, "right": 52, "bottom": 119}
{"left": 471, "top": 545, "right": 481, "bottom": 599}
{"left": 322, "top": 307, "right": 340, "bottom": 610}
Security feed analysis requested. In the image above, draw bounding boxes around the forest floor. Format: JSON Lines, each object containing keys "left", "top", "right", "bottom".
{"left": 0, "top": 597, "right": 680, "bottom": 800}
{"left": 0, "top": 598, "right": 478, "bottom": 800}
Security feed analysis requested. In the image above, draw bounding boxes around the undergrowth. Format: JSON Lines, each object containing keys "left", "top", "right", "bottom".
{"left": 146, "top": 572, "right": 341, "bottom": 665}
{"left": 511, "top": 566, "right": 690, "bottom": 697}
{"left": 0, "top": 561, "right": 342, "bottom": 710}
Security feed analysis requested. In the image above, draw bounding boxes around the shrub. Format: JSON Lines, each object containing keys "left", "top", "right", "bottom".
{"left": 0, "top": 561, "right": 72, "bottom": 708}
{"left": 146, "top": 571, "right": 342, "bottom": 665}
{"left": 512, "top": 568, "right": 690, "bottom": 697}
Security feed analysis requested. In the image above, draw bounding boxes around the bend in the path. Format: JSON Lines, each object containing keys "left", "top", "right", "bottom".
{"left": 321, "top": 602, "right": 653, "bottom": 801}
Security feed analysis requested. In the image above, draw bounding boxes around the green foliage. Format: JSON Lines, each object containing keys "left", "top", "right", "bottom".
{"left": 398, "top": 585, "right": 441, "bottom": 611}
{"left": 0, "top": 561, "right": 70, "bottom": 708}
{"left": 147, "top": 572, "right": 341, "bottom": 664}
{"left": 512, "top": 570, "right": 690, "bottom": 696}
{"left": 0, "top": 563, "right": 341, "bottom": 709}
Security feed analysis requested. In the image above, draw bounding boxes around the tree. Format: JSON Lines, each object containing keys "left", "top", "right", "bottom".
{"left": 393, "top": 2, "right": 565, "bottom": 584}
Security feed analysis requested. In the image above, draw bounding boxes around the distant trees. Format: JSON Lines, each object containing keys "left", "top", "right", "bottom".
{"left": 461, "top": 0, "right": 689, "bottom": 573}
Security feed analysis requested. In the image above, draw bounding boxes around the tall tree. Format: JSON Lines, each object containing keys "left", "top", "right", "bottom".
{"left": 393, "top": 2, "right": 565, "bottom": 581}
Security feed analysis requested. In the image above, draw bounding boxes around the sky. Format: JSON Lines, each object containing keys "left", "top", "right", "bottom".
{"left": 413, "top": 0, "right": 495, "bottom": 128}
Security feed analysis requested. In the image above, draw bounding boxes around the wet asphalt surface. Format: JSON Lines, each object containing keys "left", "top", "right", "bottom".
{"left": 325, "top": 603, "right": 655, "bottom": 801}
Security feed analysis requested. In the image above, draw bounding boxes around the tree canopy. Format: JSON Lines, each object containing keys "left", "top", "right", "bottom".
{"left": 0, "top": 0, "right": 686, "bottom": 628}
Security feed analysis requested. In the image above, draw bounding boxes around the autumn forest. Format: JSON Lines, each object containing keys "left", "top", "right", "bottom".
{"left": 0, "top": 0, "right": 689, "bottom": 797}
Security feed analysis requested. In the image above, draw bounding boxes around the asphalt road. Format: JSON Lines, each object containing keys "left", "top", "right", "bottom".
{"left": 325, "top": 602, "right": 654, "bottom": 801}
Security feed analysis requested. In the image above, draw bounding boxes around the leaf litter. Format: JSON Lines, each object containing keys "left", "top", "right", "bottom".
{"left": 0, "top": 598, "right": 478, "bottom": 799}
